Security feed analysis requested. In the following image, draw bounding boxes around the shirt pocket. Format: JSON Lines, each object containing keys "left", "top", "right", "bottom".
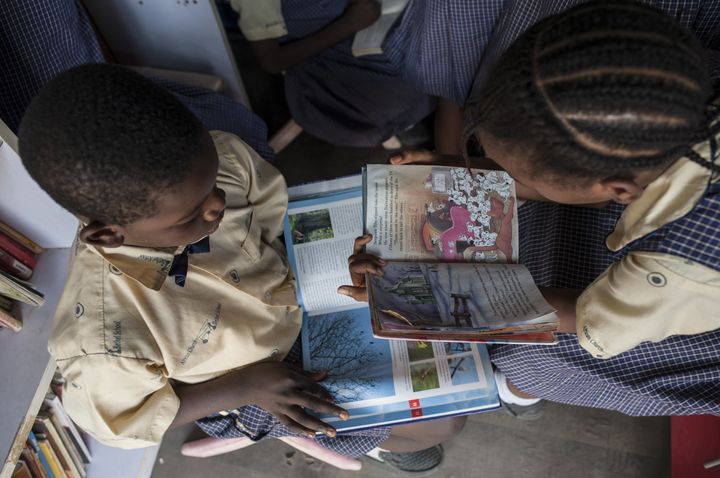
{"left": 238, "top": 209, "right": 262, "bottom": 264}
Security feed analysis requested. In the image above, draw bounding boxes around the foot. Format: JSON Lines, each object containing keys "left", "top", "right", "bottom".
{"left": 377, "top": 444, "right": 443, "bottom": 474}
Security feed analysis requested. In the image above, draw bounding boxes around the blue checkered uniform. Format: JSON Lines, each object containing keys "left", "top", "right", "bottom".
{"left": 491, "top": 136, "right": 720, "bottom": 416}
{"left": 0, "top": 0, "right": 273, "bottom": 161}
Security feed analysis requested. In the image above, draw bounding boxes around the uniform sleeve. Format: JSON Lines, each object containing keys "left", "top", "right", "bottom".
{"left": 56, "top": 354, "right": 180, "bottom": 449}
{"left": 576, "top": 251, "right": 720, "bottom": 359}
{"left": 230, "top": 0, "right": 287, "bottom": 41}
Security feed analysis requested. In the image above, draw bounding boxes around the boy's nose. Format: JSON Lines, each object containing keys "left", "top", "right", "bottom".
{"left": 202, "top": 187, "right": 226, "bottom": 222}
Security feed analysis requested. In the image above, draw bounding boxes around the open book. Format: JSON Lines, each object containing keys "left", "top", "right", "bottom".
{"left": 364, "top": 164, "right": 558, "bottom": 344}
{"left": 351, "top": 0, "right": 409, "bottom": 57}
{"left": 283, "top": 178, "right": 499, "bottom": 432}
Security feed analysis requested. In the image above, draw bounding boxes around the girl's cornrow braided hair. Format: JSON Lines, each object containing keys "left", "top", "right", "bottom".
{"left": 462, "top": 0, "right": 715, "bottom": 180}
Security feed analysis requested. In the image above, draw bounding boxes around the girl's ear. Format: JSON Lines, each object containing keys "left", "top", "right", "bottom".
{"left": 79, "top": 222, "right": 125, "bottom": 248}
{"left": 599, "top": 178, "right": 645, "bottom": 204}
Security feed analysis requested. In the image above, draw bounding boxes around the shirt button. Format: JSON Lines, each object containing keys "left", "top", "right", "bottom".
{"left": 647, "top": 272, "right": 667, "bottom": 287}
{"left": 74, "top": 303, "right": 85, "bottom": 318}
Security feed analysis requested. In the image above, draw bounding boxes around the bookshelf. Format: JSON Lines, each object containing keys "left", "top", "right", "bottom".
{"left": 0, "top": 122, "right": 157, "bottom": 478}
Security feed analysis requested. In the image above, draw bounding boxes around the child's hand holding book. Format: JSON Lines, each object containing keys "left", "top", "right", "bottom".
{"left": 337, "top": 234, "right": 385, "bottom": 302}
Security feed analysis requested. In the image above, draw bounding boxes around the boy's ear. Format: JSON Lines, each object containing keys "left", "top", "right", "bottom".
{"left": 79, "top": 222, "right": 125, "bottom": 248}
{"left": 599, "top": 178, "right": 644, "bottom": 205}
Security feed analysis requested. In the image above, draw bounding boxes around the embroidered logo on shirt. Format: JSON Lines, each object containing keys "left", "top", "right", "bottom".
{"left": 107, "top": 320, "right": 122, "bottom": 355}
{"left": 180, "top": 303, "right": 222, "bottom": 366}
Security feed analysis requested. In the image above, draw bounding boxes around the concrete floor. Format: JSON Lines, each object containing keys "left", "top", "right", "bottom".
{"left": 153, "top": 402, "right": 669, "bottom": 478}
{"left": 152, "top": 21, "right": 670, "bottom": 477}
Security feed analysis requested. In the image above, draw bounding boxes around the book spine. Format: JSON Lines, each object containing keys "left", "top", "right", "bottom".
{"left": 0, "top": 307, "right": 22, "bottom": 331}
{"left": 22, "top": 447, "right": 49, "bottom": 478}
{"left": 0, "top": 231, "right": 37, "bottom": 269}
{"left": 27, "top": 432, "right": 55, "bottom": 478}
{"left": 0, "top": 248, "right": 33, "bottom": 280}
{"left": 0, "top": 221, "right": 43, "bottom": 255}
{"left": 0, "top": 294, "right": 13, "bottom": 311}
{"left": 37, "top": 438, "right": 67, "bottom": 478}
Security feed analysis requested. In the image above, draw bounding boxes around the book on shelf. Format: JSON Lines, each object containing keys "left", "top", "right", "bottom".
{"left": 0, "top": 247, "right": 33, "bottom": 281}
{"left": 0, "top": 294, "right": 14, "bottom": 311}
{"left": 36, "top": 436, "right": 67, "bottom": 478}
{"left": 0, "top": 221, "right": 44, "bottom": 255}
{"left": 0, "top": 268, "right": 44, "bottom": 307}
{"left": 283, "top": 177, "right": 499, "bottom": 433}
{"left": 26, "top": 432, "right": 55, "bottom": 478}
{"left": 351, "top": 0, "right": 409, "bottom": 57}
{"left": 20, "top": 446, "right": 48, "bottom": 478}
{"left": 0, "top": 307, "right": 22, "bottom": 332}
{"left": 0, "top": 228, "right": 38, "bottom": 270}
{"left": 34, "top": 415, "right": 83, "bottom": 478}
{"left": 363, "top": 164, "right": 558, "bottom": 344}
{"left": 43, "top": 393, "right": 92, "bottom": 465}
{"left": 12, "top": 460, "right": 33, "bottom": 478}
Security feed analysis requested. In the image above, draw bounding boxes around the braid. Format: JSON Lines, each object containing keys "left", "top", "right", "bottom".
{"left": 466, "top": 0, "right": 714, "bottom": 180}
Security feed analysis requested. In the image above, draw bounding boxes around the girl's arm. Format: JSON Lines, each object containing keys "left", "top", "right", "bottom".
{"left": 539, "top": 288, "right": 581, "bottom": 334}
{"left": 251, "top": 0, "right": 380, "bottom": 74}
{"left": 434, "top": 97, "right": 464, "bottom": 155}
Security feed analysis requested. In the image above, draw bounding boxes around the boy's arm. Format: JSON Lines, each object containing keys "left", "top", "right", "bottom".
{"left": 170, "top": 361, "right": 347, "bottom": 437}
{"left": 248, "top": 0, "right": 380, "bottom": 74}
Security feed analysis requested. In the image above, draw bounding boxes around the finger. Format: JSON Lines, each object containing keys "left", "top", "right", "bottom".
{"left": 389, "top": 150, "right": 435, "bottom": 165}
{"left": 353, "top": 234, "right": 373, "bottom": 254}
{"left": 337, "top": 285, "right": 368, "bottom": 302}
{"left": 276, "top": 413, "right": 317, "bottom": 438}
{"left": 285, "top": 406, "right": 337, "bottom": 438}
{"left": 348, "top": 252, "right": 386, "bottom": 267}
{"left": 349, "top": 260, "right": 384, "bottom": 278}
{"left": 293, "top": 391, "right": 349, "bottom": 420}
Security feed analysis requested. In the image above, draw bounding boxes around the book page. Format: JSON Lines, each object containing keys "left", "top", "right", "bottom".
{"left": 284, "top": 189, "right": 365, "bottom": 315}
{"left": 368, "top": 262, "right": 556, "bottom": 331}
{"left": 301, "top": 307, "right": 498, "bottom": 431}
{"left": 365, "top": 164, "right": 518, "bottom": 262}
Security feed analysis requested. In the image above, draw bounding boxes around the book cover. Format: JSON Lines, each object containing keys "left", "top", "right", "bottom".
{"left": 0, "top": 229, "right": 38, "bottom": 269}
{"left": 0, "top": 220, "right": 44, "bottom": 255}
{"left": 0, "top": 247, "right": 33, "bottom": 280}
{"left": 27, "top": 432, "right": 55, "bottom": 478}
{"left": 0, "top": 269, "right": 45, "bottom": 307}
{"left": 0, "top": 306, "right": 22, "bottom": 332}
{"left": 284, "top": 181, "right": 500, "bottom": 432}
{"left": 35, "top": 415, "right": 82, "bottom": 478}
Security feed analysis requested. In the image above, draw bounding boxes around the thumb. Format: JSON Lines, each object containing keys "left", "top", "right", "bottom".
{"left": 337, "top": 285, "right": 368, "bottom": 302}
{"left": 308, "top": 370, "right": 327, "bottom": 381}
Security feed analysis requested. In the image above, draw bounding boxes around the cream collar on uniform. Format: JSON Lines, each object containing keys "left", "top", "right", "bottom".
{"left": 607, "top": 135, "right": 717, "bottom": 251}
{"left": 87, "top": 242, "right": 184, "bottom": 291}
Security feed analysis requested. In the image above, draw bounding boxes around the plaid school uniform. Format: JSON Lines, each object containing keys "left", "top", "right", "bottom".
{"left": 491, "top": 134, "right": 720, "bottom": 416}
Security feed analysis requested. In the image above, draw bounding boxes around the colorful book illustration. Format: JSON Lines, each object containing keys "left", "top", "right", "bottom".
{"left": 284, "top": 178, "right": 499, "bottom": 432}
{"left": 364, "top": 165, "right": 558, "bottom": 344}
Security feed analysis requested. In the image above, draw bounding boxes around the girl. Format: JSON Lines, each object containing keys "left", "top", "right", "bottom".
{"left": 346, "top": 1, "right": 720, "bottom": 416}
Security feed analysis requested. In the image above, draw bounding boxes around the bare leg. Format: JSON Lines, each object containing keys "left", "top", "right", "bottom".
{"left": 381, "top": 415, "right": 467, "bottom": 452}
{"left": 507, "top": 380, "right": 537, "bottom": 399}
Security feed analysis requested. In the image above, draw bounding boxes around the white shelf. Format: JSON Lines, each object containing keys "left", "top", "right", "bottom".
{"left": 0, "top": 248, "right": 72, "bottom": 477}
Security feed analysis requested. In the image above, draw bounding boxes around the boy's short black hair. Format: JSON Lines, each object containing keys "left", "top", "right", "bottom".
{"left": 19, "top": 64, "right": 207, "bottom": 226}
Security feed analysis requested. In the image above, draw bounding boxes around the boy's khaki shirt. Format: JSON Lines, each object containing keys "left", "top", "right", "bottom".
{"left": 577, "top": 137, "right": 720, "bottom": 359}
{"left": 48, "top": 132, "right": 302, "bottom": 448}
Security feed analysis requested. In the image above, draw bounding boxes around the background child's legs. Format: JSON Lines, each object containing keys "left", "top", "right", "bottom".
{"left": 382, "top": 416, "right": 467, "bottom": 453}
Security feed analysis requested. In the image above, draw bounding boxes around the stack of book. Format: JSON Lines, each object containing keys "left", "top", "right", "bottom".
{"left": 13, "top": 377, "right": 92, "bottom": 478}
{"left": 0, "top": 220, "right": 46, "bottom": 333}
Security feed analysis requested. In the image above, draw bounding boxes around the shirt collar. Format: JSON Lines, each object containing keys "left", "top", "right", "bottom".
{"left": 607, "top": 135, "right": 717, "bottom": 251}
{"left": 89, "top": 243, "right": 184, "bottom": 290}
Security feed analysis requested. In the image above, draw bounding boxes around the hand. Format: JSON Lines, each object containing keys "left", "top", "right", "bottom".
{"left": 235, "top": 362, "right": 348, "bottom": 438}
{"left": 389, "top": 149, "right": 441, "bottom": 165}
{"left": 339, "top": 0, "right": 381, "bottom": 33}
{"left": 337, "top": 234, "right": 385, "bottom": 302}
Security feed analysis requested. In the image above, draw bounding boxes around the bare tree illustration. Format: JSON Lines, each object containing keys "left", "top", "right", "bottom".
{"left": 307, "top": 313, "right": 386, "bottom": 402}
